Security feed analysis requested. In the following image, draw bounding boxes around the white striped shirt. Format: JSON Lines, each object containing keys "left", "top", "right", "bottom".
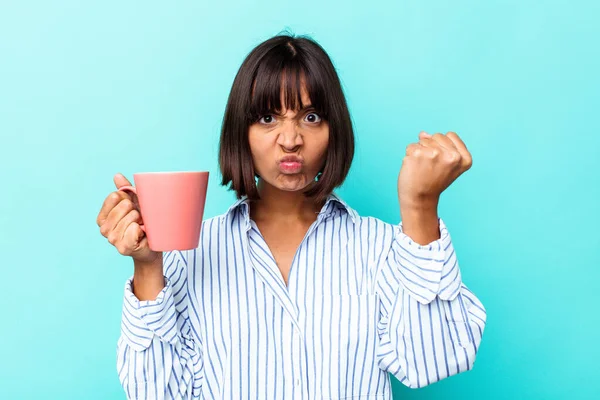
{"left": 117, "top": 193, "right": 487, "bottom": 399}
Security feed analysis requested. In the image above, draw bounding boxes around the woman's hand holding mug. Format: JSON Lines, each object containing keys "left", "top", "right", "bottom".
{"left": 96, "top": 173, "right": 162, "bottom": 265}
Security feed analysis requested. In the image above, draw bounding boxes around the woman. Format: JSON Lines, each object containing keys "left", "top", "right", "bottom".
{"left": 97, "top": 34, "right": 487, "bottom": 399}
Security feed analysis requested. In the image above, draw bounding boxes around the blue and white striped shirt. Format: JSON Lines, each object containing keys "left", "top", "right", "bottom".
{"left": 117, "top": 193, "right": 487, "bottom": 399}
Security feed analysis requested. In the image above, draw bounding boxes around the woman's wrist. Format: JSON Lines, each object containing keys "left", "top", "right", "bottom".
{"left": 132, "top": 253, "right": 165, "bottom": 301}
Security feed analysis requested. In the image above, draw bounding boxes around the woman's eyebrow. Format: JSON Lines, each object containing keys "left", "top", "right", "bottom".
{"left": 269, "top": 104, "right": 316, "bottom": 116}
{"left": 294, "top": 104, "right": 316, "bottom": 114}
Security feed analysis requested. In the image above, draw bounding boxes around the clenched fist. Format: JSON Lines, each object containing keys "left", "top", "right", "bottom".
{"left": 398, "top": 131, "right": 472, "bottom": 208}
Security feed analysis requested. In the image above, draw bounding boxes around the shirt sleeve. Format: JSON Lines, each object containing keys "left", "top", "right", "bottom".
{"left": 375, "top": 218, "right": 487, "bottom": 388}
{"left": 117, "top": 250, "right": 204, "bottom": 399}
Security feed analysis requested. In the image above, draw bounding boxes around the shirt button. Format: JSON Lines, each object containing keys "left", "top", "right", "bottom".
{"left": 295, "top": 378, "right": 301, "bottom": 387}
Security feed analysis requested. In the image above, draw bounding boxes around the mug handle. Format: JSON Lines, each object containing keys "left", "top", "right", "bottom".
{"left": 118, "top": 186, "right": 146, "bottom": 232}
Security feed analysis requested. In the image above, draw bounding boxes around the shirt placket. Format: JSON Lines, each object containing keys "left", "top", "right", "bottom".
{"left": 286, "top": 208, "right": 336, "bottom": 400}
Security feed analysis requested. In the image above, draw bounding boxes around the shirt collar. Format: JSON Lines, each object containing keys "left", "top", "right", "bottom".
{"left": 326, "top": 192, "right": 358, "bottom": 223}
{"left": 225, "top": 192, "right": 357, "bottom": 224}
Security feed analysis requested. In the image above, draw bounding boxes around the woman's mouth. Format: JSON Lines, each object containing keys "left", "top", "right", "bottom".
{"left": 279, "top": 161, "right": 303, "bottom": 174}
{"left": 278, "top": 157, "right": 303, "bottom": 174}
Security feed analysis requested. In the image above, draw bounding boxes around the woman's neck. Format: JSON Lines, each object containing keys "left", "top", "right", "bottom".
{"left": 250, "top": 179, "right": 324, "bottom": 223}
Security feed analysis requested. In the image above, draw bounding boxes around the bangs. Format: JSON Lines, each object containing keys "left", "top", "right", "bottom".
{"left": 248, "top": 53, "right": 329, "bottom": 121}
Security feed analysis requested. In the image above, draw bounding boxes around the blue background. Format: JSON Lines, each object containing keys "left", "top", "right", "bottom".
{"left": 1, "top": 0, "right": 598, "bottom": 398}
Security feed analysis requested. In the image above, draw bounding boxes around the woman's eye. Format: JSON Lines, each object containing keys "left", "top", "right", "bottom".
{"left": 304, "top": 112, "right": 321, "bottom": 123}
{"left": 258, "top": 115, "right": 275, "bottom": 124}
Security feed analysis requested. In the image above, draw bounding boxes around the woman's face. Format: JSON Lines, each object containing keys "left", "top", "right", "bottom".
{"left": 248, "top": 85, "right": 329, "bottom": 193}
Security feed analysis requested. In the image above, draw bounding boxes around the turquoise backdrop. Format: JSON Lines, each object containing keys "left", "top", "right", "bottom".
{"left": 1, "top": 0, "right": 598, "bottom": 398}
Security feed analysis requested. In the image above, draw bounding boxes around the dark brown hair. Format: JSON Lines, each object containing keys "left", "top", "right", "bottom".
{"left": 218, "top": 33, "right": 354, "bottom": 202}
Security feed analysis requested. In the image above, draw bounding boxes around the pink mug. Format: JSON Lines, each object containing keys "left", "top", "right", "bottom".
{"left": 118, "top": 171, "right": 209, "bottom": 252}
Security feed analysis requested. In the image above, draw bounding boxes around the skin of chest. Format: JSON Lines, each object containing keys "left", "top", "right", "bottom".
{"left": 252, "top": 218, "right": 315, "bottom": 286}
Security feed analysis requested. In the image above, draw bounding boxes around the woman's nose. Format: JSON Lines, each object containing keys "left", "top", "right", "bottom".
{"left": 277, "top": 124, "right": 303, "bottom": 150}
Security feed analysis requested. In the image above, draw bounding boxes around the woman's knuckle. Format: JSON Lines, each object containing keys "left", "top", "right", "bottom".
{"left": 465, "top": 155, "right": 473, "bottom": 168}
{"left": 110, "top": 192, "right": 122, "bottom": 202}
{"left": 447, "top": 151, "right": 460, "bottom": 163}
{"left": 100, "top": 224, "right": 109, "bottom": 236}
{"left": 107, "top": 232, "right": 118, "bottom": 245}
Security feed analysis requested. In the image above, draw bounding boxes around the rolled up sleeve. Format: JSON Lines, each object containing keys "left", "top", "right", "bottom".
{"left": 376, "top": 218, "right": 487, "bottom": 388}
{"left": 117, "top": 250, "right": 204, "bottom": 399}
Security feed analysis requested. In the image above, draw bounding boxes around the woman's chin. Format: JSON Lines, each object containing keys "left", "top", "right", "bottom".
{"left": 274, "top": 175, "right": 311, "bottom": 191}
{"left": 258, "top": 173, "right": 318, "bottom": 192}
{"left": 278, "top": 183, "right": 308, "bottom": 192}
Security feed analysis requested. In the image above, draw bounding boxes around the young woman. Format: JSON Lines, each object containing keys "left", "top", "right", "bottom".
{"left": 97, "top": 33, "right": 487, "bottom": 399}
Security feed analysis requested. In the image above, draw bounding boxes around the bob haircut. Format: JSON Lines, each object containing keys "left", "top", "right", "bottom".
{"left": 219, "top": 33, "right": 355, "bottom": 203}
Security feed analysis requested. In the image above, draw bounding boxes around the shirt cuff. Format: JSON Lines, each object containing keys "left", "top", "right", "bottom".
{"left": 393, "top": 218, "right": 462, "bottom": 303}
{"left": 120, "top": 276, "right": 179, "bottom": 351}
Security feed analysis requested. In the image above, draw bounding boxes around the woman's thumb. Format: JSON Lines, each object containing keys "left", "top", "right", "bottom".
{"left": 419, "top": 131, "right": 431, "bottom": 140}
{"left": 113, "top": 173, "right": 132, "bottom": 189}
